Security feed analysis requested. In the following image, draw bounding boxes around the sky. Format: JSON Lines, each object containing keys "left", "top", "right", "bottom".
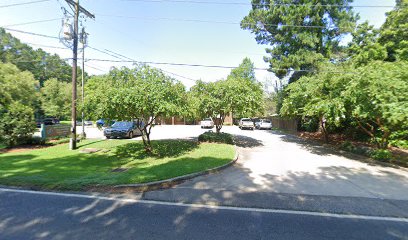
{"left": 0, "top": 0, "right": 396, "bottom": 89}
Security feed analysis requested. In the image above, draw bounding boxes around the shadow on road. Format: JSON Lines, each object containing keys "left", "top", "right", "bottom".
{"left": 232, "top": 135, "right": 263, "bottom": 148}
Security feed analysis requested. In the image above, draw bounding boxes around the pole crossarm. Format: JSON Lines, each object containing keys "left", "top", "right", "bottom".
{"left": 64, "top": 0, "right": 95, "bottom": 19}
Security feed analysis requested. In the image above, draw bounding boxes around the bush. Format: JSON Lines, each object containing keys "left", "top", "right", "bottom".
{"left": 340, "top": 141, "right": 372, "bottom": 156}
{"left": 389, "top": 140, "right": 408, "bottom": 149}
{"left": 298, "top": 117, "right": 319, "bottom": 132}
{"left": 198, "top": 132, "right": 234, "bottom": 144}
{"left": 24, "top": 136, "right": 46, "bottom": 145}
{"left": 370, "top": 149, "right": 392, "bottom": 161}
{"left": 0, "top": 102, "right": 36, "bottom": 147}
{"left": 340, "top": 141, "right": 355, "bottom": 152}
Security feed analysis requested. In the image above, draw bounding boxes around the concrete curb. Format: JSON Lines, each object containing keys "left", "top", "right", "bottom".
{"left": 113, "top": 147, "right": 239, "bottom": 191}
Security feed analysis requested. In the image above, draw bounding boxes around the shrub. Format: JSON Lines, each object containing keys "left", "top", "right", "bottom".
{"left": 389, "top": 140, "right": 408, "bottom": 149}
{"left": 25, "top": 136, "right": 46, "bottom": 145}
{"left": 198, "top": 132, "right": 234, "bottom": 144}
{"left": 370, "top": 149, "right": 392, "bottom": 161}
{"left": 340, "top": 141, "right": 355, "bottom": 152}
{"left": 0, "top": 102, "right": 36, "bottom": 147}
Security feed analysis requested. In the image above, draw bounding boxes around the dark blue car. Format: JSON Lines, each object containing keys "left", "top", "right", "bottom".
{"left": 103, "top": 121, "right": 144, "bottom": 139}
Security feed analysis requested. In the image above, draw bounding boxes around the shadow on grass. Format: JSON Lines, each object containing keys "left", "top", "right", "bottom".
{"left": 115, "top": 140, "right": 199, "bottom": 159}
{"left": 78, "top": 140, "right": 106, "bottom": 149}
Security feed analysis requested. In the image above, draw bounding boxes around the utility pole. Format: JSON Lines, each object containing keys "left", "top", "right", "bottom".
{"left": 63, "top": 0, "right": 94, "bottom": 150}
{"left": 80, "top": 27, "right": 87, "bottom": 139}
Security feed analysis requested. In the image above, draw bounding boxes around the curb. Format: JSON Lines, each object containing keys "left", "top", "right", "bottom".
{"left": 112, "top": 147, "right": 239, "bottom": 192}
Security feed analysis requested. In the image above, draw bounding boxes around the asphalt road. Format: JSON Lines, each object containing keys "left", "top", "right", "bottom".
{"left": 1, "top": 188, "right": 407, "bottom": 240}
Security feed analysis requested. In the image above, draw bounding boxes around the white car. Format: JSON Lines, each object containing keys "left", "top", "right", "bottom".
{"left": 239, "top": 118, "right": 254, "bottom": 130}
{"left": 256, "top": 119, "right": 272, "bottom": 130}
{"left": 201, "top": 118, "right": 214, "bottom": 129}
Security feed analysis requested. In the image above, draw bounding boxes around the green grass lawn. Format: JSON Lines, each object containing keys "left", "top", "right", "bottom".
{"left": 0, "top": 139, "right": 235, "bottom": 190}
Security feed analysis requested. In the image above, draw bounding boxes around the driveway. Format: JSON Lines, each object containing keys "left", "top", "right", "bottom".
{"left": 78, "top": 125, "right": 408, "bottom": 216}
{"left": 133, "top": 125, "right": 408, "bottom": 217}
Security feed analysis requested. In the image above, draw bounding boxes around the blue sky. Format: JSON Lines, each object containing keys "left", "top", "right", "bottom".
{"left": 1, "top": 0, "right": 396, "bottom": 88}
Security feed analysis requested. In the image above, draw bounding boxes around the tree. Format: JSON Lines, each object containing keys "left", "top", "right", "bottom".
{"left": 280, "top": 63, "right": 350, "bottom": 142}
{"left": 226, "top": 58, "right": 264, "bottom": 119}
{"left": 190, "top": 58, "right": 264, "bottom": 133}
{"left": 379, "top": 0, "right": 408, "bottom": 61}
{"left": 85, "top": 65, "right": 186, "bottom": 153}
{"left": 344, "top": 61, "right": 408, "bottom": 149}
{"left": 40, "top": 78, "right": 71, "bottom": 120}
{"left": 348, "top": 22, "right": 387, "bottom": 65}
{"left": 241, "top": 0, "right": 358, "bottom": 83}
{"left": 229, "top": 57, "right": 256, "bottom": 81}
{"left": 0, "top": 28, "right": 83, "bottom": 85}
{"left": 190, "top": 80, "right": 230, "bottom": 133}
{"left": 0, "top": 62, "right": 38, "bottom": 146}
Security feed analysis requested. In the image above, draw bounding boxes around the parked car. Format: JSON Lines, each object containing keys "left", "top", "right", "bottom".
{"left": 35, "top": 118, "right": 55, "bottom": 128}
{"left": 200, "top": 118, "right": 214, "bottom": 129}
{"left": 239, "top": 118, "right": 254, "bottom": 130}
{"left": 103, "top": 121, "right": 144, "bottom": 139}
{"left": 76, "top": 120, "right": 93, "bottom": 126}
{"left": 256, "top": 119, "right": 272, "bottom": 130}
{"left": 96, "top": 119, "right": 115, "bottom": 128}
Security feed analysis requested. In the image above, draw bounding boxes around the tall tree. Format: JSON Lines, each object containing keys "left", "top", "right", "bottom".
{"left": 40, "top": 78, "right": 71, "bottom": 120}
{"left": 347, "top": 21, "right": 387, "bottom": 65}
{"left": 0, "top": 28, "right": 82, "bottom": 85}
{"left": 241, "top": 0, "right": 358, "bottom": 83}
{"left": 226, "top": 58, "right": 264, "bottom": 118}
{"left": 379, "top": 0, "right": 408, "bottom": 61}
{"left": 0, "top": 62, "right": 38, "bottom": 146}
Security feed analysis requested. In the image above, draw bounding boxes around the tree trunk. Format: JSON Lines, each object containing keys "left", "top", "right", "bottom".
{"left": 141, "top": 127, "right": 153, "bottom": 153}
{"left": 319, "top": 116, "right": 329, "bottom": 143}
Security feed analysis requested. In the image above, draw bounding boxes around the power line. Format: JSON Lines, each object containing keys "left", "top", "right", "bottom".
{"left": 23, "top": 42, "right": 68, "bottom": 50}
{"left": 3, "top": 27, "right": 59, "bottom": 39}
{"left": 121, "top": 0, "right": 394, "bottom": 8}
{"left": 0, "top": 0, "right": 51, "bottom": 8}
{"left": 85, "top": 64, "right": 105, "bottom": 72}
{"left": 94, "top": 13, "right": 406, "bottom": 31}
{"left": 89, "top": 46, "right": 197, "bottom": 81}
{"left": 2, "top": 18, "right": 63, "bottom": 27}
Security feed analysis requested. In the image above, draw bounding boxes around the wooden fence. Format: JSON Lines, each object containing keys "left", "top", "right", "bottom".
{"left": 271, "top": 116, "right": 298, "bottom": 132}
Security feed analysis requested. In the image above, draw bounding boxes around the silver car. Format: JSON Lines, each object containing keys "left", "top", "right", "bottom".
{"left": 201, "top": 118, "right": 214, "bottom": 129}
{"left": 239, "top": 118, "right": 254, "bottom": 130}
{"left": 256, "top": 119, "right": 272, "bottom": 130}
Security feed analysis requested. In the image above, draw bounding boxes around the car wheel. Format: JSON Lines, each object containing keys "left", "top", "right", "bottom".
{"left": 129, "top": 132, "right": 133, "bottom": 139}
{"left": 106, "top": 136, "right": 111, "bottom": 139}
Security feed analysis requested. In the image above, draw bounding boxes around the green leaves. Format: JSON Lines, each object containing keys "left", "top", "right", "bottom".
{"left": 0, "top": 62, "right": 38, "bottom": 146}
{"left": 40, "top": 78, "right": 71, "bottom": 120}
{"left": 241, "top": 0, "right": 358, "bottom": 82}
{"left": 281, "top": 60, "right": 408, "bottom": 148}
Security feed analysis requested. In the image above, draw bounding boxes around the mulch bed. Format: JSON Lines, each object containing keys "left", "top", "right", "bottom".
{"left": 297, "top": 131, "right": 408, "bottom": 167}
{"left": 0, "top": 145, "right": 50, "bottom": 154}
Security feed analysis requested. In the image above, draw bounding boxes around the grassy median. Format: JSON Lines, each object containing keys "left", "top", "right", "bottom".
{"left": 0, "top": 139, "right": 235, "bottom": 190}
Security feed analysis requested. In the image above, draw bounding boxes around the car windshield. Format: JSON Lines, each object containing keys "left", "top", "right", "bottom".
{"left": 242, "top": 118, "right": 251, "bottom": 122}
{"left": 112, "top": 121, "right": 132, "bottom": 128}
{"left": 262, "top": 120, "right": 271, "bottom": 123}
{"left": 203, "top": 118, "right": 212, "bottom": 121}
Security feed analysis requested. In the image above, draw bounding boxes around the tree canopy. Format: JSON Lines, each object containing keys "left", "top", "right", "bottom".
{"left": 190, "top": 58, "right": 264, "bottom": 132}
{"left": 85, "top": 64, "right": 186, "bottom": 152}
{"left": 0, "top": 62, "right": 38, "bottom": 146}
{"left": 40, "top": 78, "right": 72, "bottom": 120}
{"left": 241, "top": 0, "right": 358, "bottom": 83}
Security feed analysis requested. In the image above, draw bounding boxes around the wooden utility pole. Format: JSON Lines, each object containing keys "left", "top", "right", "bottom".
{"left": 64, "top": 0, "right": 94, "bottom": 150}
